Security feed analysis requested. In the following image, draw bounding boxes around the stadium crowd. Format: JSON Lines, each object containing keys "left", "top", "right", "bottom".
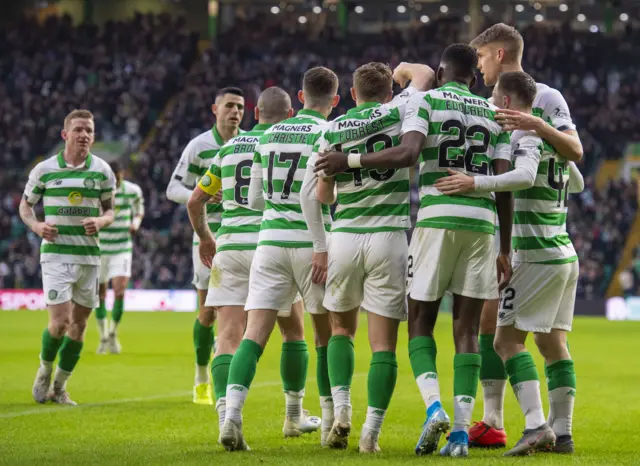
{"left": 2, "top": 12, "right": 639, "bottom": 296}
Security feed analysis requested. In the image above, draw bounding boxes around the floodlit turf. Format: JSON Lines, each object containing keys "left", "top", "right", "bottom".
{"left": 1, "top": 310, "right": 639, "bottom": 465}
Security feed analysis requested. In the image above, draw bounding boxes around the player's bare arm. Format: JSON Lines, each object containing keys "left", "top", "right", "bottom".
{"left": 316, "top": 176, "right": 336, "bottom": 205}
{"left": 82, "top": 197, "right": 115, "bottom": 236}
{"left": 495, "top": 109, "right": 583, "bottom": 162}
{"left": 187, "top": 186, "right": 216, "bottom": 268}
{"left": 130, "top": 197, "right": 145, "bottom": 234}
{"left": 19, "top": 197, "right": 58, "bottom": 241}
{"left": 392, "top": 62, "right": 435, "bottom": 91}
{"left": 315, "top": 131, "right": 425, "bottom": 176}
{"left": 493, "top": 159, "right": 513, "bottom": 291}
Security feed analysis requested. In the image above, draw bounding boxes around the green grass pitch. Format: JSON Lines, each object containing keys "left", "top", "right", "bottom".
{"left": 1, "top": 311, "right": 639, "bottom": 465}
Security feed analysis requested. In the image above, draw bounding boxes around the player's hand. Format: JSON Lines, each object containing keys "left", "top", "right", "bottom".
{"left": 207, "top": 191, "right": 223, "bottom": 204}
{"left": 434, "top": 169, "right": 476, "bottom": 194}
{"left": 129, "top": 225, "right": 139, "bottom": 235}
{"left": 81, "top": 218, "right": 103, "bottom": 236}
{"left": 314, "top": 152, "right": 349, "bottom": 177}
{"left": 496, "top": 253, "right": 512, "bottom": 291}
{"left": 35, "top": 222, "right": 58, "bottom": 241}
{"left": 199, "top": 236, "right": 216, "bottom": 268}
{"left": 311, "top": 252, "right": 328, "bottom": 284}
{"left": 495, "top": 109, "right": 544, "bottom": 132}
{"left": 392, "top": 62, "right": 412, "bottom": 88}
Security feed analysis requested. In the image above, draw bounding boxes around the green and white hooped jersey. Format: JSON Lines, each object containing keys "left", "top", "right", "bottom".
{"left": 318, "top": 88, "right": 417, "bottom": 233}
{"left": 173, "top": 126, "right": 226, "bottom": 245}
{"left": 198, "top": 125, "right": 271, "bottom": 252}
{"left": 511, "top": 130, "right": 577, "bottom": 264}
{"left": 98, "top": 180, "right": 144, "bottom": 256}
{"left": 23, "top": 152, "right": 116, "bottom": 266}
{"left": 402, "top": 82, "right": 511, "bottom": 235}
{"left": 254, "top": 110, "right": 332, "bottom": 248}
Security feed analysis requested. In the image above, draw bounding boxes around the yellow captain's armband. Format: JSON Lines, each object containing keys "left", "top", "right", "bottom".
{"left": 198, "top": 170, "right": 222, "bottom": 195}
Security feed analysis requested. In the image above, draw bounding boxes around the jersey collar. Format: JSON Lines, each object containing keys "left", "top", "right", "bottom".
{"left": 352, "top": 102, "right": 382, "bottom": 112}
{"left": 253, "top": 123, "right": 273, "bottom": 131}
{"left": 57, "top": 151, "right": 93, "bottom": 169}
{"left": 211, "top": 125, "right": 225, "bottom": 146}
{"left": 297, "top": 109, "right": 327, "bottom": 120}
{"left": 440, "top": 82, "right": 470, "bottom": 92}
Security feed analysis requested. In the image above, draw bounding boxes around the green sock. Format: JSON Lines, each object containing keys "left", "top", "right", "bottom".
{"left": 452, "top": 353, "right": 481, "bottom": 432}
{"left": 41, "top": 329, "right": 64, "bottom": 363}
{"left": 227, "top": 339, "right": 263, "bottom": 389}
{"left": 408, "top": 336, "right": 440, "bottom": 409}
{"left": 211, "top": 354, "right": 233, "bottom": 400}
{"left": 193, "top": 319, "right": 214, "bottom": 367}
{"left": 479, "top": 334, "right": 507, "bottom": 380}
{"left": 316, "top": 346, "right": 331, "bottom": 397}
{"left": 111, "top": 297, "right": 124, "bottom": 323}
{"left": 546, "top": 359, "right": 576, "bottom": 436}
{"left": 505, "top": 352, "right": 546, "bottom": 429}
{"left": 368, "top": 352, "right": 398, "bottom": 410}
{"left": 95, "top": 299, "right": 107, "bottom": 320}
{"left": 327, "top": 335, "right": 354, "bottom": 388}
{"left": 408, "top": 336, "right": 437, "bottom": 377}
{"left": 280, "top": 341, "right": 308, "bottom": 393}
{"left": 57, "top": 337, "right": 84, "bottom": 372}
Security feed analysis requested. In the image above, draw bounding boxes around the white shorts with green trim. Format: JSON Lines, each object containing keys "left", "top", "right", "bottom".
{"left": 498, "top": 260, "right": 579, "bottom": 333}
{"left": 245, "top": 245, "right": 326, "bottom": 315}
{"left": 323, "top": 231, "right": 407, "bottom": 321}
{"left": 42, "top": 262, "right": 99, "bottom": 309}
{"left": 192, "top": 244, "right": 211, "bottom": 291}
{"left": 407, "top": 227, "right": 498, "bottom": 302}
{"left": 99, "top": 252, "right": 132, "bottom": 283}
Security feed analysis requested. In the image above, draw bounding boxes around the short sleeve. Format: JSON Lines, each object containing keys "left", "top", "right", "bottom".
{"left": 101, "top": 165, "right": 117, "bottom": 201}
{"left": 493, "top": 131, "right": 512, "bottom": 162}
{"left": 513, "top": 133, "right": 543, "bottom": 164}
{"left": 173, "top": 139, "right": 199, "bottom": 186}
{"left": 23, "top": 163, "right": 44, "bottom": 204}
{"left": 389, "top": 85, "right": 419, "bottom": 111}
{"left": 540, "top": 88, "right": 576, "bottom": 132}
{"left": 400, "top": 91, "right": 430, "bottom": 138}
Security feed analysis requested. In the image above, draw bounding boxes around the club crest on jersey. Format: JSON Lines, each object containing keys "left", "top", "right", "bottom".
{"left": 68, "top": 191, "right": 83, "bottom": 205}
{"left": 83, "top": 178, "right": 96, "bottom": 189}
{"left": 201, "top": 175, "right": 212, "bottom": 187}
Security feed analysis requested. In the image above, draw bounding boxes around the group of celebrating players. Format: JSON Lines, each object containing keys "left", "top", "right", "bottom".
{"left": 22, "top": 23, "right": 583, "bottom": 458}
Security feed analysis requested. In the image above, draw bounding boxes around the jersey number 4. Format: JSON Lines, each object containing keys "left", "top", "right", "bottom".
{"left": 335, "top": 134, "right": 396, "bottom": 186}
{"left": 267, "top": 151, "right": 301, "bottom": 200}
{"left": 438, "top": 120, "right": 490, "bottom": 175}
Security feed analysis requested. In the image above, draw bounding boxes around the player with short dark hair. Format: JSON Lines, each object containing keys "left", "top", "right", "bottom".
{"left": 166, "top": 87, "right": 245, "bottom": 405}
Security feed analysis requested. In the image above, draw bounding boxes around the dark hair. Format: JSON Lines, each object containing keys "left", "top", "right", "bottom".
{"left": 303, "top": 66, "right": 339, "bottom": 106}
{"left": 353, "top": 62, "right": 393, "bottom": 103}
{"left": 497, "top": 71, "right": 537, "bottom": 107}
{"left": 440, "top": 43, "right": 479, "bottom": 82}
{"left": 109, "top": 160, "right": 123, "bottom": 174}
{"left": 470, "top": 23, "right": 524, "bottom": 63}
{"left": 216, "top": 87, "right": 244, "bottom": 99}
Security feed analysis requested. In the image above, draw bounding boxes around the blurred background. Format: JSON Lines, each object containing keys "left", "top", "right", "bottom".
{"left": 1, "top": 0, "right": 639, "bottom": 319}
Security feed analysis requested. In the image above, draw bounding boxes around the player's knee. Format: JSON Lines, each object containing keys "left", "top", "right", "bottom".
{"left": 48, "top": 318, "right": 69, "bottom": 338}
{"left": 533, "top": 333, "right": 566, "bottom": 362}
{"left": 198, "top": 308, "right": 216, "bottom": 326}
{"left": 493, "top": 333, "right": 511, "bottom": 361}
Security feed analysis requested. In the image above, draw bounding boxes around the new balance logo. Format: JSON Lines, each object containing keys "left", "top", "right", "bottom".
{"left": 338, "top": 387, "right": 349, "bottom": 392}
{"left": 459, "top": 396, "right": 473, "bottom": 403}
{"left": 424, "top": 373, "right": 437, "bottom": 380}
{"left": 498, "top": 312, "right": 506, "bottom": 319}
{"left": 230, "top": 386, "right": 245, "bottom": 392}
{"left": 54, "top": 180, "right": 63, "bottom": 186}
{"left": 567, "top": 389, "right": 576, "bottom": 397}
{"left": 372, "top": 409, "right": 385, "bottom": 416}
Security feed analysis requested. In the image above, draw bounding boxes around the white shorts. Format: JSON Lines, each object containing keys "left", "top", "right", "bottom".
{"left": 99, "top": 253, "right": 132, "bottom": 283}
{"left": 407, "top": 227, "right": 498, "bottom": 302}
{"left": 192, "top": 245, "right": 211, "bottom": 291}
{"left": 42, "top": 262, "right": 99, "bottom": 309}
{"left": 323, "top": 231, "right": 407, "bottom": 321}
{"left": 498, "top": 261, "right": 579, "bottom": 333}
{"left": 245, "top": 246, "right": 326, "bottom": 315}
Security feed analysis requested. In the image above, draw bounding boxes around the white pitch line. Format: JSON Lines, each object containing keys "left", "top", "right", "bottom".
{"left": 1, "top": 373, "right": 365, "bottom": 420}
